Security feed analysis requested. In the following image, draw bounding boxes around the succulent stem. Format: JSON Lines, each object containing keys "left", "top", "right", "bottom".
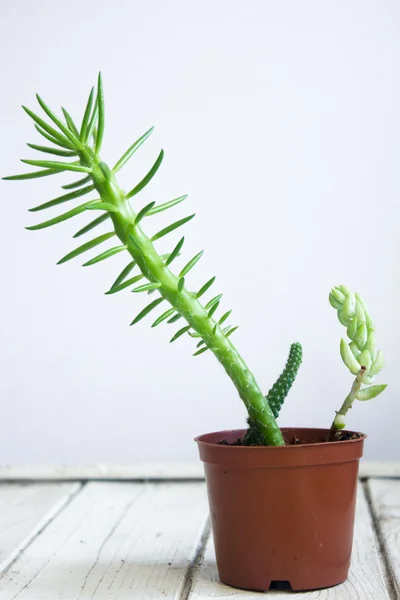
{"left": 328, "top": 366, "right": 366, "bottom": 441}
{"left": 86, "top": 155, "right": 284, "bottom": 446}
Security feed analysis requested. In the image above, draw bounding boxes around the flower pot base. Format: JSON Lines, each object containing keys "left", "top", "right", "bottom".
{"left": 220, "top": 567, "right": 348, "bottom": 592}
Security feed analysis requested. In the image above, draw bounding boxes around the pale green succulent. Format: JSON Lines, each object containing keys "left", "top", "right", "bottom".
{"left": 329, "top": 285, "right": 387, "bottom": 433}
{"left": 329, "top": 285, "right": 384, "bottom": 385}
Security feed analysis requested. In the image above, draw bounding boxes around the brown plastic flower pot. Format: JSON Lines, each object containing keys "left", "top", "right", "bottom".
{"left": 196, "top": 427, "right": 366, "bottom": 592}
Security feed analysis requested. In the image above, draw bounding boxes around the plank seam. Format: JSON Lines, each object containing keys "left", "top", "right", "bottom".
{"left": 179, "top": 514, "right": 211, "bottom": 600}
{"left": 0, "top": 482, "right": 85, "bottom": 577}
{"left": 362, "top": 480, "right": 398, "bottom": 600}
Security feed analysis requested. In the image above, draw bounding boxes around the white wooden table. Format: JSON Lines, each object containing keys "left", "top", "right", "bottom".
{"left": 0, "top": 463, "right": 398, "bottom": 599}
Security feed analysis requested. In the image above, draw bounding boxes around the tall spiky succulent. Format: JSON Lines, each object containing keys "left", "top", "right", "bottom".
{"left": 329, "top": 285, "right": 387, "bottom": 435}
{"left": 3, "top": 73, "right": 303, "bottom": 446}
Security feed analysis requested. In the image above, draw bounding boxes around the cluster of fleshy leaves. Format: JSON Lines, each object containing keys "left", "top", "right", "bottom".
{"left": 329, "top": 285, "right": 387, "bottom": 405}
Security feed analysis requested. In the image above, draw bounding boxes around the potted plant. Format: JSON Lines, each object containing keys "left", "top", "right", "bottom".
{"left": 3, "top": 74, "right": 387, "bottom": 592}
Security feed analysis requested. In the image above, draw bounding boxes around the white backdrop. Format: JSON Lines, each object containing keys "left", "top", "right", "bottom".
{"left": 0, "top": 0, "right": 399, "bottom": 464}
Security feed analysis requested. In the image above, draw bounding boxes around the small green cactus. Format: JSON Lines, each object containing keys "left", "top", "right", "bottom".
{"left": 243, "top": 342, "right": 303, "bottom": 445}
{"left": 328, "top": 286, "right": 387, "bottom": 437}
{"left": 267, "top": 342, "right": 303, "bottom": 418}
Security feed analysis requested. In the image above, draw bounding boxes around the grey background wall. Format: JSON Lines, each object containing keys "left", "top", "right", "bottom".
{"left": 0, "top": 0, "right": 399, "bottom": 464}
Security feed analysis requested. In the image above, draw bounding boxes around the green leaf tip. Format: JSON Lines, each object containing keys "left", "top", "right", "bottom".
{"left": 170, "top": 325, "right": 190, "bottom": 343}
{"left": 130, "top": 297, "right": 164, "bottom": 325}
{"left": 82, "top": 245, "right": 126, "bottom": 267}
{"left": 112, "top": 126, "right": 155, "bottom": 173}
{"left": 57, "top": 232, "right": 115, "bottom": 265}
{"left": 73, "top": 213, "right": 110, "bottom": 238}
{"left": 132, "top": 282, "right": 161, "bottom": 293}
{"left": 105, "top": 274, "right": 144, "bottom": 295}
{"left": 193, "top": 346, "right": 208, "bottom": 356}
{"left": 95, "top": 72, "right": 105, "bottom": 153}
{"left": 152, "top": 214, "right": 195, "bottom": 242}
{"left": 126, "top": 149, "right": 164, "bottom": 199}
{"left": 147, "top": 195, "right": 187, "bottom": 216}
{"left": 26, "top": 200, "right": 98, "bottom": 230}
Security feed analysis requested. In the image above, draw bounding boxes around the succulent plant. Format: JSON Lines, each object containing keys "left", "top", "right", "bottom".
{"left": 3, "top": 73, "right": 303, "bottom": 447}
{"left": 329, "top": 285, "right": 387, "bottom": 436}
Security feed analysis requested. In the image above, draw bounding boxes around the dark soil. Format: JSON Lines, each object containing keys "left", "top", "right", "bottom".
{"left": 219, "top": 430, "right": 364, "bottom": 447}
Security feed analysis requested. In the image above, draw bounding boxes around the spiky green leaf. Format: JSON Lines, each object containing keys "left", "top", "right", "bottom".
{"left": 179, "top": 250, "right": 204, "bottom": 278}
{"left": 3, "top": 168, "right": 59, "bottom": 181}
{"left": 170, "top": 326, "right": 191, "bottom": 343}
{"left": 86, "top": 97, "right": 98, "bottom": 143}
{"left": 193, "top": 346, "right": 208, "bottom": 356}
{"left": 219, "top": 310, "right": 232, "bottom": 325}
{"left": 86, "top": 202, "right": 118, "bottom": 213}
{"left": 21, "top": 159, "right": 90, "bottom": 173}
{"left": 95, "top": 73, "right": 105, "bottom": 153}
{"left": 196, "top": 276, "right": 216, "bottom": 298}
{"left": 112, "top": 126, "right": 154, "bottom": 173}
{"left": 147, "top": 195, "right": 187, "bottom": 216}
{"left": 27, "top": 143, "right": 77, "bottom": 157}
{"left": 110, "top": 262, "right": 136, "bottom": 290}
{"left": 126, "top": 150, "right": 164, "bottom": 199}
{"left": 151, "top": 308, "right": 176, "bottom": 328}
{"left": 165, "top": 237, "right": 184, "bottom": 267}
{"left": 83, "top": 245, "right": 126, "bottom": 266}
{"left": 80, "top": 87, "right": 95, "bottom": 142}
{"left": 29, "top": 184, "right": 95, "bottom": 212}
{"left": 34, "top": 124, "right": 73, "bottom": 149}
{"left": 225, "top": 326, "right": 239, "bottom": 338}
{"left": 177, "top": 277, "right": 185, "bottom": 292}
{"left": 135, "top": 202, "right": 156, "bottom": 225}
{"left": 205, "top": 294, "right": 223, "bottom": 310}
{"left": 62, "top": 108, "right": 80, "bottom": 137}
{"left": 208, "top": 301, "right": 220, "bottom": 319}
{"left": 73, "top": 213, "right": 110, "bottom": 238}
{"left": 132, "top": 282, "right": 161, "bottom": 293}
{"left": 167, "top": 313, "right": 181, "bottom": 324}
{"left": 152, "top": 215, "right": 195, "bottom": 242}
{"left": 130, "top": 297, "right": 164, "bottom": 325}
{"left": 23, "top": 105, "right": 74, "bottom": 148}
{"left": 105, "top": 274, "right": 144, "bottom": 295}
{"left": 62, "top": 174, "right": 92, "bottom": 190}
{"left": 35, "top": 95, "right": 80, "bottom": 147}
{"left": 57, "top": 232, "right": 115, "bottom": 264}
{"left": 26, "top": 200, "right": 98, "bottom": 230}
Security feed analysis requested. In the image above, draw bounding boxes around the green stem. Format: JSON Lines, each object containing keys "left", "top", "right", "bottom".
{"left": 328, "top": 366, "right": 366, "bottom": 441}
{"left": 83, "top": 153, "right": 284, "bottom": 446}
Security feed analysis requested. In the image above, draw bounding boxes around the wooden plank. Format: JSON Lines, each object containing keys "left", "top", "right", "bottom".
{"left": 0, "top": 461, "right": 398, "bottom": 481}
{"left": 0, "top": 482, "right": 208, "bottom": 599}
{"left": 0, "top": 483, "right": 80, "bottom": 573}
{"left": 189, "top": 482, "right": 390, "bottom": 599}
{"left": 359, "top": 462, "right": 400, "bottom": 479}
{"left": 367, "top": 479, "right": 400, "bottom": 598}
{"left": 0, "top": 463, "right": 205, "bottom": 481}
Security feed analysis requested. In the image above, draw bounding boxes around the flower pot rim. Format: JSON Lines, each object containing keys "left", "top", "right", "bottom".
{"left": 195, "top": 427, "right": 367, "bottom": 449}
{"left": 196, "top": 428, "right": 366, "bottom": 468}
